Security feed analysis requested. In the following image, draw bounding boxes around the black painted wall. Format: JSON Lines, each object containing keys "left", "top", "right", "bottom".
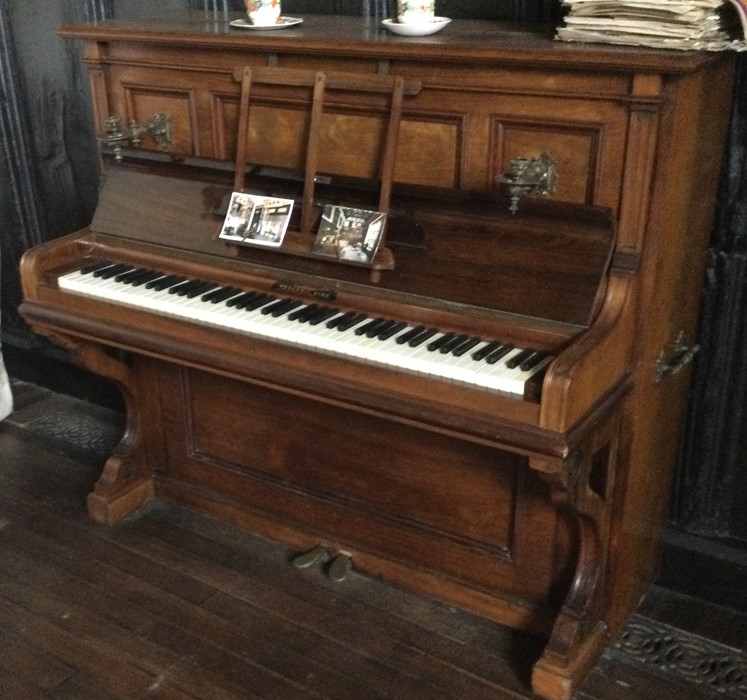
{"left": 1, "top": 0, "right": 745, "bottom": 576}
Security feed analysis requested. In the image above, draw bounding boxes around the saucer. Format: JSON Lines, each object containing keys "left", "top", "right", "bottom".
{"left": 381, "top": 17, "right": 451, "bottom": 37}
{"left": 230, "top": 17, "right": 303, "bottom": 30}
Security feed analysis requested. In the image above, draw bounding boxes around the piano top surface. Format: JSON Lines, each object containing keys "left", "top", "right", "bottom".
{"left": 58, "top": 12, "right": 722, "bottom": 74}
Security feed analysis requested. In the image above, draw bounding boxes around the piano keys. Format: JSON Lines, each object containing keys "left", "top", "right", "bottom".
{"left": 58, "top": 260, "right": 553, "bottom": 396}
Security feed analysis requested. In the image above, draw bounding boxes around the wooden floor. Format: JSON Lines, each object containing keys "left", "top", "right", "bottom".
{"left": 1, "top": 380, "right": 746, "bottom": 700}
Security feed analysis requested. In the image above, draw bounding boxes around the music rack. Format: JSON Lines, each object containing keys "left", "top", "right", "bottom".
{"left": 226, "top": 66, "right": 422, "bottom": 282}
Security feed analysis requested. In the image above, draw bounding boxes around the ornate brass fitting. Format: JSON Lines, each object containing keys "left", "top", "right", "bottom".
{"left": 100, "top": 113, "right": 174, "bottom": 162}
{"left": 654, "top": 331, "right": 699, "bottom": 384}
{"left": 500, "top": 150, "right": 558, "bottom": 213}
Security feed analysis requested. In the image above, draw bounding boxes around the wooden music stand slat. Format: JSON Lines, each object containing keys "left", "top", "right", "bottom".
{"left": 231, "top": 66, "right": 420, "bottom": 281}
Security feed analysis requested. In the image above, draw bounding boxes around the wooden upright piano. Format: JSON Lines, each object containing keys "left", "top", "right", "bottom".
{"left": 19, "top": 13, "right": 735, "bottom": 700}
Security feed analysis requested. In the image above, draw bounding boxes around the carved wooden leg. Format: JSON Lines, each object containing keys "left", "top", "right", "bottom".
{"left": 529, "top": 417, "right": 621, "bottom": 700}
{"left": 48, "top": 333, "right": 155, "bottom": 523}
{"left": 531, "top": 512, "right": 608, "bottom": 700}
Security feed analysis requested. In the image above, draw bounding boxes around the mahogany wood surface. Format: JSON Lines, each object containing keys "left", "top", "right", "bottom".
{"left": 19, "top": 13, "right": 736, "bottom": 700}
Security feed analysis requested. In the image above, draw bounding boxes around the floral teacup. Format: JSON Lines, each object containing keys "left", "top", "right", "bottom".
{"left": 397, "top": 1, "right": 435, "bottom": 24}
{"left": 246, "top": 0, "right": 281, "bottom": 26}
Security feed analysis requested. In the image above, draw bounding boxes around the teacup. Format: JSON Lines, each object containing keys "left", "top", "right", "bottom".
{"left": 246, "top": 0, "right": 281, "bottom": 26}
{"left": 397, "top": 1, "right": 435, "bottom": 24}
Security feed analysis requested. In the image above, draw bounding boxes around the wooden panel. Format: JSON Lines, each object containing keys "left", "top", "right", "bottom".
{"left": 94, "top": 54, "right": 627, "bottom": 201}
{"left": 156, "top": 367, "right": 561, "bottom": 601}
{"left": 123, "top": 85, "right": 198, "bottom": 155}
{"left": 494, "top": 120, "right": 601, "bottom": 204}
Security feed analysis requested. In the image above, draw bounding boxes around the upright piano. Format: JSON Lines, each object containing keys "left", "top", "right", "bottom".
{"left": 19, "top": 13, "right": 735, "bottom": 700}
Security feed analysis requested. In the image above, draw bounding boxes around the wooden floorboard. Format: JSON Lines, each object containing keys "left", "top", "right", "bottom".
{"left": 1, "top": 381, "right": 746, "bottom": 699}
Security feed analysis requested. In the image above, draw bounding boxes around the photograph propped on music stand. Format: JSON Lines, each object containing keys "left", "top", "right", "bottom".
{"left": 219, "top": 192, "right": 293, "bottom": 248}
{"left": 312, "top": 205, "right": 386, "bottom": 264}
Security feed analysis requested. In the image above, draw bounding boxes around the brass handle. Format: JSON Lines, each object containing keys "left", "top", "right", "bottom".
{"left": 100, "top": 113, "right": 173, "bottom": 162}
{"left": 654, "top": 331, "right": 699, "bottom": 384}
{"left": 499, "top": 150, "right": 558, "bottom": 214}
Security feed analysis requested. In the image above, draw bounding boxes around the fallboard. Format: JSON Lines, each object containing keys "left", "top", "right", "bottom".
{"left": 90, "top": 163, "right": 616, "bottom": 329}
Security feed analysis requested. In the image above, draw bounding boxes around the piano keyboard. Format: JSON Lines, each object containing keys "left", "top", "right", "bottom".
{"left": 57, "top": 261, "right": 553, "bottom": 396}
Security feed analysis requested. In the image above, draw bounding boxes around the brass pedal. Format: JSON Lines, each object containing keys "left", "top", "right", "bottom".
{"left": 328, "top": 552, "right": 352, "bottom": 582}
{"left": 292, "top": 544, "right": 327, "bottom": 569}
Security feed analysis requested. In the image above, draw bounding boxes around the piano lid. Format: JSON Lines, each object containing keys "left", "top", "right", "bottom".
{"left": 89, "top": 162, "right": 616, "bottom": 329}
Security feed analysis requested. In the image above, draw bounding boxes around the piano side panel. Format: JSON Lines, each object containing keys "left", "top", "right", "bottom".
{"left": 151, "top": 362, "right": 567, "bottom": 626}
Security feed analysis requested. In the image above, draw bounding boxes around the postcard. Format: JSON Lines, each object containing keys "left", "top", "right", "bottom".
{"left": 312, "top": 205, "right": 387, "bottom": 264}
{"left": 219, "top": 192, "right": 294, "bottom": 248}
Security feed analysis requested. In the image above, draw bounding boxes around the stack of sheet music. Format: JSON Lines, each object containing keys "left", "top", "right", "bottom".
{"left": 556, "top": 0, "right": 747, "bottom": 50}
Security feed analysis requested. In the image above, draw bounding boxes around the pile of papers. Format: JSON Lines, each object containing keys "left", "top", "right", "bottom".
{"left": 556, "top": 0, "right": 747, "bottom": 50}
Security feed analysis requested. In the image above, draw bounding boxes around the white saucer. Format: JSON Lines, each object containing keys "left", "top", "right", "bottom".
{"left": 230, "top": 17, "right": 303, "bottom": 30}
{"left": 381, "top": 17, "right": 451, "bottom": 37}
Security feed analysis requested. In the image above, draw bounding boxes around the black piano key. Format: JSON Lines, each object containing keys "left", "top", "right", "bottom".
{"left": 227, "top": 291, "right": 263, "bottom": 308}
{"left": 289, "top": 303, "right": 318, "bottom": 322}
{"left": 127, "top": 269, "right": 162, "bottom": 286}
{"left": 147, "top": 274, "right": 187, "bottom": 291}
{"left": 114, "top": 266, "right": 147, "bottom": 283}
{"left": 274, "top": 300, "right": 305, "bottom": 317}
{"left": 261, "top": 298, "right": 296, "bottom": 315}
{"left": 396, "top": 325, "right": 425, "bottom": 345}
{"left": 301, "top": 305, "right": 335, "bottom": 326}
{"left": 485, "top": 344, "right": 515, "bottom": 365}
{"left": 169, "top": 279, "right": 195, "bottom": 294}
{"left": 244, "top": 293, "right": 277, "bottom": 311}
{"left": 355, "top": 317, "right": 386, "bottom": 336}
{"left": 180, "top": 280, "right": 213, "bottom": 297}
{"left": 438, "top": 333, "right": 470, "bottom": 354}
{"left": 336, "top": 313, "right": 368, "bottom": 332}
{"left": 451, "top": 337, "right": 481, "bottom": 357}
{"left": 307, "top": 307, "right": 340, "bottom": 326}
{"left": 427, "top": 332, "right": 456, "bottom": 352}
{"left": 362, "top": 318, "right": 392, "bottom": 337}
{"left": 519, "top": 351, "right": 550, "bottom": 372}
{"left": 368, "top": 319, "right": 399, "bottom": 338}
{"left": 95, "top": 263, "right": 131, "bottom": 279}
{"left": 505, "top": 348, "right": 534, "bottom": 369}
{"left": 326, "top": 310, "right": 357, "bottom": 329}
{"left": 377, "top": 321, "right": 408, "bottom": 341}
{"left": 472, "top": 341, "right": 501, "bottom": 361}
{"left": 81, "top": 260, "right": 114, "bottom": 275}
{"left": 202, "top": 286, "right": 241, "bottom": 303}
{"left": 408, "top": 328, "right": 438, "bottom": 347}
{"left": 185, "top": 281, "right": 219, "bottom": 298}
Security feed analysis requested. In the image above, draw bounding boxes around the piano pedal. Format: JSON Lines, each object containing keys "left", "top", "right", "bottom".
{"left": 291, "top": 544, "right": 328, "bottom": 569}
{"left": 328, "top": 552, "right": 352, "bottom": 582}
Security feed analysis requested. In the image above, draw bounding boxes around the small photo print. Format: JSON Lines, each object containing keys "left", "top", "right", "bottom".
{"left": 312, "top": 205, "right": 387, "bottom": 264}
{"left": 219, "top": 192, "right": 294, "bottom": 248}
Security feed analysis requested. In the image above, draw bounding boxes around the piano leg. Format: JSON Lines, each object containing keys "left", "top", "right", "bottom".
{"left": 529, "top": 414, "right": 622, "bottom": 700}
{"left": 531, "top": 512, "right": 608, "bottom": 700}
{"left": 46, "top": 333, "right": 155, "bottom": 523}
